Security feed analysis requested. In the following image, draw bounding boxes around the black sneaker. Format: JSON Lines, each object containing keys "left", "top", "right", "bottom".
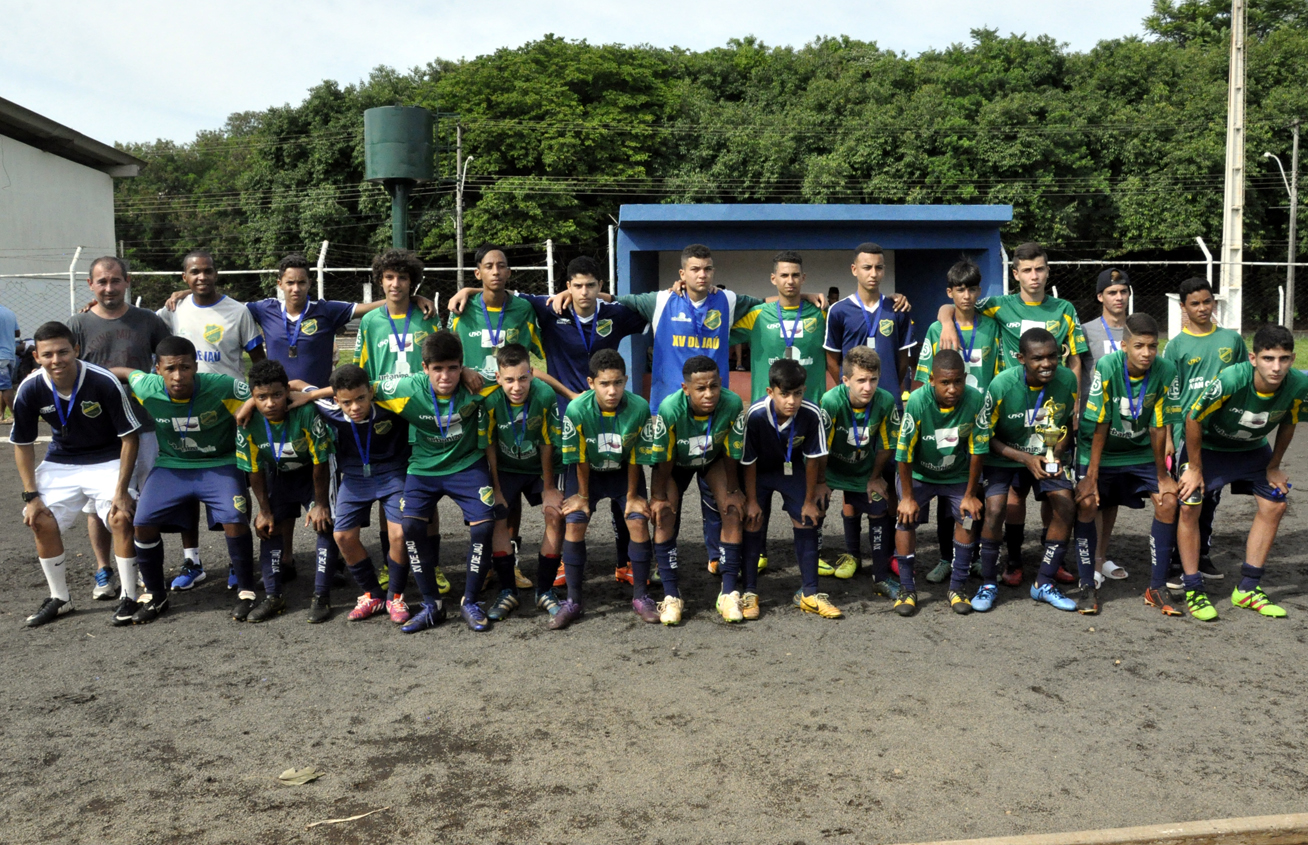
{"left": 307, "top": 594, "right": 331, "bottom": 624}
{"left": 1072, "top": 585, "right": 1100, "bottom": 615}
{"left": 232, "top": 591, "right": 257, "bottom": 621}
{"left": 282, "top": 558, "right": 298, "bottom": 583}
{"left": 247, "top": 594, "right": 286, "bottom": 623}
{"left": 131, "top": 593, "right": 169, "bottom": 624}
{"left": 25, "top": 597, "right": 73, "bottom": 627}
{"left": 112, "top": 596, "right": 141, "bottom": 627}
{"left": 1199, "top": 555, "right": 1223, "bottom": 582}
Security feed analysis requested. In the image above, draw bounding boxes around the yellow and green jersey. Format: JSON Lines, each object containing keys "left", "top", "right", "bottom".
{"left": 637, "top": 388, "right": 744, "bottom": 468}
{"left": 447, "top": 293, "right": 546, "bottom": 380}
{"left": 374, "top": 375, "right": 495, "bottom": 475}
{"left": 976, "top": 293, "right": 1085, "bottom": 367}
{"left": 981, "top": 365, "right": 1078, "bottom": 469}
{"left": 1190, "top": 362, "right": 1308, "bottom": 452}
{"left": 129, "top": 371, "right": 249, "bottom": 469}
{"left": 729, "top": 300, "right": 826, "bottom": 402}
{"left": 1161, "top": 326, "right": 1247, "bottom": 445}
{"left": 562, "top": 390, "right": 650, "bottom": 471}
{"left": 1080, "top": 351, "right": 1180, "bottom": 466}
{"left": 820, "top": 385, "right": 898, "bottom": 493}
{"left": 237, "top": 403, "right": 333, "bottom": 474}
{"left": 896, "top": 384, "right": 988, "bottom": 485}
{"left": 483, "top": 377, "right": 561, "bottom": 475}
{"left": 353, "top": 305, "right": 442, "bottom": 383}
{"left": 914, "top": 317, "right": 1003, "bottom": 391}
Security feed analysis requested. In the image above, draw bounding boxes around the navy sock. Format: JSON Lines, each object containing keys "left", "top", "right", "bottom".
{"left": 1036, "top": 541, "right": 1067, "bottom": 587}
{"left": 386, "top": 553, "right": 409, "bottom": 599}
{"left": 313, "top": 534, "right": 335, "bottom": 597}
{"left": 492, "top": 552, "right": 516, "bottom": 596}
{"left": 654, "top": 540, "right": 679, "bottom": 599}
{"left": 536, "top": 553, "right": 560, "bottom": 599}
{"left": 347, "top": 555, "right": 383, "bottom": 597}
{"left": 899, "top": 553, "right": 917, "bottom": 593}
{"left": 742, "top": 530, "right": 763, "bottom": 594}
{"left": 703, "top": 498, "right": 723, "bottom": 562}
{"left": 613, "top": 502, "right": 630, "bottom": 565}
{"left": 1200, "top": 491, "right": 1219, "bottom": 556}
{"left": 843, "top": 514, "right": 861, "bottom": 558}
{"left": 225, "top": 532, "right": 255, "bottom": 592}
{"left": 869, "top": 515, "right": 891, "bottom": 581}
{"left": 464, "top": 521, "right": 494, "bottom": 602}
{"left": 937, "top": 506, "right": 955, "bottom": 563}
{"left": 950, "top": 540, "right": 973, "bottom": 592}
{"left": 379, "top": 522, "right": 391, "bottom": 562}
{"left": 1182, "top": 572, "right": 1204, "bottom": 593}
{"left": 260, "top": 534, "right": 284, "bottom": 594}
{"left": 629, "top": 539, "right": 653, "bottom": 600}
{"left": 562, "top": 539, "right": 586, "bottom": 604}
{"left": 1238, "top": 562, "right": 1263, "bottom": 592}
{"left": 402, "top": 518, "right": 439, "bottom": 604}
{"left": 1149, "top": 519, "right": 1177, "bottom": 590}
{"left": 1004, "top": 523, "right": 1024, "bottom": 563}
{"left": 134, "top": 538, "right": 167, "bottom": 596}
{"left": 1074, "top": 520, "right": 1098, "bottom": 588}
{"left": 794, "top": 527, "right": 819, "bottom": 596}
{"left": 979, "top": 539, "right": 1001, "bottom": 584}
{"left": 720, "top": 541, "right": 743, "bottom": 594}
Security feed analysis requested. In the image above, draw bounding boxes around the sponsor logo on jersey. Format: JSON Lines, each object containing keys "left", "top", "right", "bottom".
{"left": 1167, "top": 379, "right": 1182, "bottom": 400}
{"left": 596, "top": 319, "right": 613, "bottom": 337}
{"left": 203, "top": 324, "right": 224, "bottom": 344}
{"left": 879, "top": 319, "right": 894, "bottom": 337}
{"left": 299, "top": 318, "right": 319, "bottom": 336}
{"left": 234, "top": 495, "right": 248, "bottom": 513}
{"left": 1219, "top": 347, "right": 1233, "bottom": 363}
{"left": 1188, "top": 356, "right": 1203, "bottom": 366}
{"left": 80, "top": 401, "right": 102, "bottom": 418}
{"left": 819, "top": 408, "right": 833, "bottom": 431}
{"left": 641, "top": 415, "right": 666, "bottom": 442}
{"left": 732, "top": 411, "right": 747, "bottom": 435}
{"left": 236, "top": 431, "right": 246, "bottom": 448}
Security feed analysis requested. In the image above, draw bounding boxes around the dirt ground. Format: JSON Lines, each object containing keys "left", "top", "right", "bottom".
{"left": 4, "top": 435, "right": 1308, "bottom": 845}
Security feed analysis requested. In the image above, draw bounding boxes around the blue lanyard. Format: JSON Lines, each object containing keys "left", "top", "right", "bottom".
{"left": 1026, "top": 374, "right": 1047, "bottom": 427}
{"left": 173, "top": 390, "right": 196, "bottom": 444}
{"left": 262, "top": 416, "right": 290, "bottom": 469}
{"left": 768, "top": 400, "right": 796, "bottom": 464}
{"left": 1100, "top": 318, "right": 1119, "bottom": 353}
{"left": 385, "top": 306, "right": 413, "bottom": 354}
{"left": 509, "top": 400, "right": 529, "bottom": 447}
{"left": 850, "top": 403, "right": 868, "bottom": 446}
{"left": 348, "top": 409, "right": 373, "bottom": 471}
{"left": 572, "top": 309, "right": 595, "bottom": 356}
{"left": 484, "top": 299, "right": 507, "bottom": 347}
{"left": 51, "top": 365, "right": 81, "bottom": 429}
{"left": 428, "top": 384, "right": 454, "bottom": 439}
{"left": 699, "top": 411, "right": 716, "bottom": 454}
{"left": 954, "top": 319, "right": 977, "bottom": 364}
{"left": 776, "top": 302, "right": 801, "bottom": 349}
{"left": 1123, "top": 357, "right": 1149, "bottom": 420}
{"left": 858, "top": 295, "right": 884, "bottom": 342}
{"left": 284, "top": 303, "right": 308, "bottom": 352}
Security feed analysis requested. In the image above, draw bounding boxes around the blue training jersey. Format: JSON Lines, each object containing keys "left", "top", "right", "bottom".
{"left": 823, "top": 294, "right": 916, "bottom": 400}
{"left": 647, "top": 288, "right": 738, "bottom": 409}
{"left": 247, "top": 298, "right": 356, "bottom": 386}
{"left": 521, "top": 295, "right": 647, "bottom": 414}
{"left": 9, "top": 362, "right": 141, "bottom": 465}
{"left": 311, "top": 397, "right": 411, "bottom": 479}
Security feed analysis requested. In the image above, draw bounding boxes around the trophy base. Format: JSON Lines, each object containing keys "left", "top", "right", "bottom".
{"left": 1043, "top": 462, "right": 1061, "bottom": 475}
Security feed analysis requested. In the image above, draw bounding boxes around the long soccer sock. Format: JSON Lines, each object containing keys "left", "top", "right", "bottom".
{"left": 720, "top": 541, "right": 743, "bottom": 595}
{"left": 703, "top": 497, "right": 722, "bottom": 562}
{"left": 937, "top": 506, "right": 956, "bottom": 564}
{"left": 492, "top": 551, "right": 516, "bottom": 596}
{"left": 1182, "top": 572, "right": 1204, "bottom": 593}
{"left": 899, "top": 553, "right": 917, "bottom": 594}
{"left": 949, "top": 540, "right": 974, "bottom": 593}
{"left": 1149, "top": 519, "right": 1177, "bottom": 591}
{"left": 313, "top": 535, "right": 335, "bottom": 597}
{"left": 464, "top": 521, "right": 494, "bottom": 603}
{"left": 1238, "top": 562, "right": 1264, "bottom": 592}
{"left": 654, "top": 540, "right": 679, "bottom": 598}
{"left": 869, "top": 515, "right": 891, "bottom": 581}
{"left": 979, "top": 539, "right": 1001, "bottom": 584}
{"left": 1004, "top": 523, "right": 1024, "bottom": 564}
{"left": 379, "top": 522, "right": 391, "bottom": 563}
{"left": 135, "top": 539, "right": 166, "bottom": 596}
{"left": 1036, "top": 541, "right": 1069, "bottom": 588}
{"left": 742, "top": 530, "right": 764, "bottom": 594}
{"left": 794, "top": 527, "right": 819, "bottom": 596}
{"left": 629, "top": 539, "right": 653, "bottom": 600}
{"left": 347, "top": 555, "right": 384, "bottom": 597}
{"left": 562, "top": 539, "right": 586, "bottom": 605}
{"left": 386, "top": 553, "right": 409, "bottom": 599}
{"left": 1074, "top": 519, "right": 1098, "bottom": 588}
{"left": 39, "top": 554, "right": 69, "bottom": 602}
{"left": 842, "top": 514, "right": 862, "bottom": 558}
{"left": 115, "top": 555, "right": 139, "bottom": 601}
{"left": 259, "top": 535, "right": 284, "bottom": 596}
{"left": 612, "top": 502, "right": 630, "bottom": 566}
{"left": 1200, "top": 491, "right": 1220, "bottom": 556}
{"left": 536, "top": 552, "right": 561, "bottom": 599}
{"left": 402, "top": 518, "right": 440, "bottom": 604}
{"left": 225, "top": 533, "right": 256, "bottom": 592}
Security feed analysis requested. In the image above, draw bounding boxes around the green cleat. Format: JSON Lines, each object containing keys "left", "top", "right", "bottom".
{"left": 926, "top": 558, "right": 952, "bottom": 584}
{"left": 832, "top": 554, "right": 858, "bottom": 580}
{"left": 1231, "top": 586, "right": 1286, "bottom": 618}
{"left": 1185, "top": 590, "right": 1219, "bottom": 622}
{"left": 817, "top": 557, "right": 836, "bottom": 577}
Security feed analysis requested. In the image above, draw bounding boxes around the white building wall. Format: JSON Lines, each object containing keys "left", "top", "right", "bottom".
{"left": 0, "top": 133, "right": 117, "bottom": 334}
{"left": 657, "top": 249, "right": 896, "bottom": 304}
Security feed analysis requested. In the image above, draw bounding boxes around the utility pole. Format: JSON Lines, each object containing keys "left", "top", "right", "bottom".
{"left": 1289, "top": 119, "right": 1300, "bottom": 330}
{"left": 1219, "top": 0, "right": 1247, "bottom": 333}
{"left": 455, "top": 123, "right": 464, "bottom": 286}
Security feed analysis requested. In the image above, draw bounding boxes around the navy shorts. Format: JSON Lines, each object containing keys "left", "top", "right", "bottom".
{"left": 838, "top": 488, "right": 889, "bottom": 517}
{"left": 672, "top": 465, "right": 719, "bottom": 514}
{"left": 984, "top": 464, "right": 1074, "bottom": 502}
{"left": 1181, "top": 444, "right": 1280, "bottom": 501}
{"left": 266, "top": 465, "right": 318, "bottom": 523}
{"left": 135, "top": 464, "right": 249, "bottom": 530}
{"left": 563, "top": 463, "right": 648, "bottom": 524}
{"left": 500, "top": 470, "right": 549, "bottom": 508}
{"left": 895, "top": 476, "right": 969, "bottom": 529}
{"left": 1076, "top": 463, "right": 1159, "bottom": 509}
{"left": 400, "top": 459, "right": 496, "bottom": 524}
{"left": 754, "top": 468, "right": 813, "bottom": 526}
{"left": 335, "top": 468, "right": 405, "bottom": 531}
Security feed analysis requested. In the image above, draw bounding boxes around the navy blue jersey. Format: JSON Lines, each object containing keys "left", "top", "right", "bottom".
{"left": 311, "top": 397, "right": 410, "bottom": 480}
{"left": 247, "top": 298, "right": 356, "bottom": 385}
{"left": 740, "top": 398, "right": 828, "bottom": 473}
{"left": 521, "top": 295, "right": 647, "bottom": 413}
{"left": 823, "top": 294, "right": 916, "bottom": 397}
{"left": 10, "top": 362, "right": 141, "bottom": 465}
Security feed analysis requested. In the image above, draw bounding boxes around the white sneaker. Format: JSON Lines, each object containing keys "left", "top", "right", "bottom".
{"left": 657, "top": 596, "right": 684, "bottom": 626}
{"left": 716, "top": 590, "right": 744, "bottom": 623}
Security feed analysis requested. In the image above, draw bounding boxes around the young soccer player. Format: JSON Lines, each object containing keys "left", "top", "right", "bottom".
{"left": 818, "top": 346, "right": 899, "bottom": 591}
{"left": 1176, "top": 325, "right": 1307, "bottom": 620}
{"left": 555, "top": 349, "right": 652, "bottom": 628}
{"left": 237, "top": 360, "right": 335, "bottom": 623}
{"left": 1074, "top": 314, "right": 1181, "bottom": 616}
{"left": 446, "top": 245, "right": 548, "bottom": 382}
{"left": 11, "top": 322, "right": 141, "bottom": 627}
{"left": 894, "top": 350, "right": 988, "bottom": 616}
{"left": 741, "top": 358, "right": 837, "bottom": 619}
{"left": 641, "top": 356, "right": 748, "bottom": 621}
{"left": 824, "top": 243, "right": 916, "bottom": 399}
{"left": 730, "top": 251, "right": 827, "bottom": 403}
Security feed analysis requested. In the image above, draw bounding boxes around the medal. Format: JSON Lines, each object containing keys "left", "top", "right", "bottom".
{"left": 349, "top": 409, "right": 374, "bottom": 477}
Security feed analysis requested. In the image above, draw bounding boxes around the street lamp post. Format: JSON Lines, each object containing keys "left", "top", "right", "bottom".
{"left": 1265, "top": 119, "right": 1300, "bottom": 330}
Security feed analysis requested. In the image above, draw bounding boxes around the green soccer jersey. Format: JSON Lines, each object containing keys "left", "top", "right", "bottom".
{"left": 1190, "top": 362, "right": 1308, "bottom": 452}
{"left": 976, "top": 293, "right": 1086, "bottom": 367}
{"left": 820, "top": 385, "right": 899, "bottom": 493}
{"left": 236, "top": 403, "right": 333, "bottom": 475}
{"left": 128, "top": 371, "right": 250, "bottom": 469}
{"left": 729, "top": 300, "right": 827, "bottom": 402}
{"left": 1080, "top": 352, "right": 1181, "bottom": 467}
{"left": 1161, "top": 325, "right": 1247, "bottom": 443}
{"left": 896, "top": 385, "right": 989, "bottom": 485}
{"left": 914, "top": 317, "right": 1003, "bottom": 391}
{"left": 353, "top": 304, "right": 443, "bottom": 383}
{"left": 483, "top": 377, "right": 561, "bottom": 475}
{"left": 373, "top": 375, "right": 495, "bottom": 476}
{"left": 980, "top": 365, "right": 1079, "bottom": 469}
{"left": 637, "top": 388, "right": 745, "bottom": 468}
{"left": 447, "top": 293, "right": 547, "bottom": 380}
{"left": 562, "top": 390, "right": 650, "bottom": 471}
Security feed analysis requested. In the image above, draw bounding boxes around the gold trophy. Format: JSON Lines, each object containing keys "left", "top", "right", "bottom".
{"left": 1034, "top": 399, "right": 1067, "bottom": 475}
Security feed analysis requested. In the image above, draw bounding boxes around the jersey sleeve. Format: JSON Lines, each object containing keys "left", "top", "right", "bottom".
{"left": 1157, "top": 363, "right": 1183, "bottom": 428}
{"left": 305, "top": 412, "right": 334, "bottom": 463}
{"left": 875, "top": 394, "right": 900, "bottom": 450}
{"left": 127, "top": 369, "right": 154, "bottom": 404}
{"left": 822, "top": 304, "right": 844, "bottom": 353}
{"left": 238, "top": 306, "right": 264, "bottom": 352}
{"left": 637, "top": 412, "right": 671, "bottom": 465}
{"left": 9, "top": 381, "right": 40, "bottom": 446}
{"left": 803, "top": 409, "right": 828, "bottom": 459}
{"left": 1083, "top": 361, "right": 1111, "bottom": 426}
{"left": 477, "top": 401, "right": 492, "bottom": 451}
{"left": 975, "top": 296, "right": 1001, "bottom": 318}
{"left": 726, "top": 407, "right": 746, "bottom": 461}
{"left": 1063, "top": 306, "right": 1086, "bottom": 356}
{"left": 897, "top": 312, "right": 916, "bottom": 351}
{"left": 352, "top": 320, "right": 367, "bottom": 367}
{"left": 149, "top": 312, "right": 172, "bottom": 351}
{"left": 561, "top": 404, "right": 583, "bottom": 465}
{"left": 610, "top": 302, "right": 649, "bottom": 337}
{"left": 615, "top": 293, "right": 658, "bottom": 322}
{"left": 914, "top": 325, "right": 938, "bottom": 383}
{"left": 235, "top": 426, "right": 257, "bottom": 473}
{"left": 544, "top": 395, "right": 562, "bottom": 450}
{"left": 729, "top": 305, "right": 761, "bottom": 345}
{"left": 895, "top": 400, "right": 918, "bottom": 465}
{"left": 1190, "top": 371, "right": 1231, "bottom": 422}
{"left": 734, "top": 294, "right": 764, "bottom": 317}
{"left": 218, "top": 375, "right": 252, "bottom": 417}
{"left": 105, "top": 379, "right": 142, "bottom": 437}
{"left": 969, "top": 397, "right": 990, "bottom": 456}
{"left": 325, "top": 300, "right": 357, "bottom": 332}
{"left": 740, "top": 413, "right": 759, "bottom": 466}
{"left": 523, "top": 309, "right": 547, "bottom": 363}
{"left": 155, "top": 307, "right": 175, "bottom": 330}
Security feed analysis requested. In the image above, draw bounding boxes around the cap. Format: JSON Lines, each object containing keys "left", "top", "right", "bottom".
{"left": 1097, "top": 268, "right": 1130, "bottom": 294}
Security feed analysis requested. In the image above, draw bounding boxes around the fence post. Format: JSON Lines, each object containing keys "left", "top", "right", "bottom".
{"left": 315, "top": 240, "right": 328, "bottom": 300}
{"left": 1195, "top": 236, "right": 1214, "bottom": 286}
{"left": 1000, "top": 244, "right": 1010, "bottom": 294}
{"left": 67, "top": 246, "right": 82, "bottom": 316}
{"left": 546, "top": 239, "right": 555, "bottom": 295}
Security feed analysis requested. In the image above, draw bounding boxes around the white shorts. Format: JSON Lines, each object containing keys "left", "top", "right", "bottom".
{"left": 81, "top": 430, "right": 155, "bottom": 515}
{"left": 36, "top": 459, "right": 127, "bottom": 532}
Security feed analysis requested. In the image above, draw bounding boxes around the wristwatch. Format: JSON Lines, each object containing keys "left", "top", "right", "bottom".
{"left": 22, "top": 491, "right": 40, "bottom": 503}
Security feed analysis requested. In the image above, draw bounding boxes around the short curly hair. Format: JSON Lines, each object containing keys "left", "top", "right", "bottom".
{"left": 371, "top": 248, "right": 424, "bottom": 287}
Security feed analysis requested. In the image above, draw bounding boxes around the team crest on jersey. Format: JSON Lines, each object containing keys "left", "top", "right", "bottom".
{"left": 596, "top": 319, "right": 613, "bottom": 338}
{"left": 300, "top": 319, "right": 319, "bottom": 336}
{"left": 458, "top": 402, "right": 476, "bottom": 420}
{"left": 642, "top": 415, "right": 667, "bottom": 442}
{"left": 234, "top": 495, "right": 248, "bottom": 513}
{"left": 704, "top": 310, "right": 722, "bottom": 331}
{"left": 803, "top": 317, "right": 818, "bottom": 334}
{"left": 293, "top": 437, "right": 310, "bottom": 454}
{"left": 200, "top": 410, "right": 218, "bottom": 426}
{"left": 374, "top": 419, "right": 392, "bottom": 435}
{"left": 80, "top": 401, "right": 102, "bottom": 418}
{"left": 479, "top": 486, "right": 495, "bottom": 506}
{"left": 234, "top": 380, "right": 251, "bottom": 400}
{"left": 1045, "top": 321, "right": 1060, "bottom": 333}
{"left": 879, "top": 319, "right": 894, "bottom": 337}
{"left": 1219, "top": 347, "right": 1233, "bottom": 363}
{"left": 412, "top": 330, "right": 429, "bottom": 346}
{"left": 203, "top": 324, "right": 224, "bottom": 344}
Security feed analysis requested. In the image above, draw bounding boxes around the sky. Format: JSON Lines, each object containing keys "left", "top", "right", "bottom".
{"left": 4, "top": 0, "right": 1151, "bottom": 147}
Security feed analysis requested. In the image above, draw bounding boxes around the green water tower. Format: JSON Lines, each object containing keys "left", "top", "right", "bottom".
{"left": 364, "top": 106, "right": 434, "bottom": 248}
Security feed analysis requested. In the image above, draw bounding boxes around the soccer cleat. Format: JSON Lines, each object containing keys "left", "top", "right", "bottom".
{"left": 658, "top": 596, "right": 684, "bottom": 626}
{"left": 1001, "top": 566, "right": 1023, "bottom": 587}
{"left": 232, "top": 591, "right": 257, "bottom": 621}
{"left": 487, "top": 589, "right": 520, "bottom": 622}
{"left": 435, "top": 570, "right": 452, "bottom": 595}
{"left": 25, "top": 597, "right": 73, "bottom": 627}
{"left": 553, "top": 564, "right": 566, "bottom": 588}
{"left": 386, "top": 594, "right": 411, "bottom": 624}
{"left": 614, "top": 565, "right": 634, "bottom": 586}
{"left": 871, "top": 577, "right": 901, "bottom": 600}
{"left": 306, "top": 595, "right": 332, "bottom": 624}
{"left": 740, "top": 592, "right": 761, "bottom": 620}
{"left": 632, "top": 595, "right": 661, "bottom": 623}
{"left": 817, "top": 557, "right": 836, "bottom": 577}
{"left": 1073, "top": 586, "right": 1100, "bottom": 616}
{"left": 1185, "top": 590, "right": 1219, "bottom": 621}
{"left": 401, "top": 601, "right": 445, "bottom": 633}
{"left": 535, "top": 590, "right": 562, "bottom": 618}
{"left": 514, "top": 566, "right": 533, "bottom": 589}
{"left": 131, "top": 593, "right": 169, "bottom": 624}
{"left": 717, "top": 590, "right": 745, "bottom": 623}
{"left": 170, "top": 562, "right": 206, "bottom": 592}
{"left": 1144, "top": 586, "right": 1183, "bottom": 617}
{"left": 282, "top": 558, "right": 298, "bottom": 582}
{"left": 707, "top": 558, "right": 721, "bottom": 575}
{"left": 650, "top": 566, "right": 662, "bottom": 584}
{"left": 112, "top": 597, "right": 140, "bottom": 627}
{"left": 378, "top": 565, "right": 390, "bottom": 589}
{"left": 894, "top": 591, "right": 918, "bottom": 617}
{"left": 247, "top": 594, "right": 286, "bottom": 624}
{"left": 347, "top": 593, "right": 386, "bottom": 621}
{"left": 1199, "top": 555, "right": 1223, "bottom": 582}
{"left": 797, "top": 591, "right": 843, "bottom": 619}
{"left": 548, "top": 598, "right": 583, "bottom": 630}
{"left": 948, "top": 590, "right": 973, "bottom": 615}
{"left": 1053, "top": 565, "right": 1077, "bottom": 584}
{"left": 832, "top": 554, "right": 858, "bottom": 580}
{"left": 926, "top": 558, "right": 951, "bottom": 584}
{"left": 226, "top": 566, "right": 238, "bottom": 590}
{"left": 460, "top": 597, "right": 491, "bottom": 632}
{"left": 1231, "top": 586, "right": 1287, "bottom": 618}
{"left": 757, "top": 555, "right": 768, "bottom": 573}
{"left": 92, "top": 568, "right": 117, "bottom": 601}
{"left": 1030, "top": 583, "right": 1077, "bottom": 611}
{"left": 971, "top": 584, "right": 998, "bottom": 613}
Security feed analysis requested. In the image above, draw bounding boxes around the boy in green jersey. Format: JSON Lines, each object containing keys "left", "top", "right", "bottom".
{"left": 114, "top": 336, "right": 257, "bottom": 624}
{"left": 893, "top": 349, "right": 988, "bottom": 616}
{"left": 446, "top": 245, "right": 548, "bottom": 382}
{"left": 556, "top": 349, "right": 653, "bottom": 629}
{"left": 640, "top": 356, "right": 748, "bottom": 622}
{"left": 974, "top": 328, "right": 1079, "bottom": 614}
{"left": 1176, "top": 325, "right": 1308, "bottom": 621}
{"left": 818, "top": 346, "right": 899, "bottom": 590}
{"left": 237, "top": 360, "right": 335, "bottom": 623}
{"left": 480, "top": 343, "right": 565, "bottom": 623}
{"left": 1074, "top": 315, "right": 1182, "bottom": 616}
{"left": 353, "top": 249, "right": 444, "bottom": 384}
{"left": 729, "top": 251, "right": 827, "bottom": 403}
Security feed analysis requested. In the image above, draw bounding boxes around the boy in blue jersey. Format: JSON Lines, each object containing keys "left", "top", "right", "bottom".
{"left": 824, "top": 242, "right": 916, "bottom": 401}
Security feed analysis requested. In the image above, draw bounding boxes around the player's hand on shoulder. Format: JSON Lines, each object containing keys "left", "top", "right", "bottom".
{"left": 547, "top": 291, "right": 573, "bottom": 315}
{"left": 890, "top": 293, "right": 911, "bottom": 313}
{"left": 460, "top": 368, "right": 484, "bottom": 393}
{"left": 445, "top": 289, "right": 473, "bottom": 315}
{"left": 165, "top": 289, "right": 189, "bottom": 311}
{"left": 235, "top": 397, "right": 257, "bottom": 428}
{"left": 413, "top": 294, "right": 438, "bottom": 319}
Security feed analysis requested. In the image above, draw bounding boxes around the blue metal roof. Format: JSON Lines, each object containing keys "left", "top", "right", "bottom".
{"left": 618, "top": 203, "right": 1013, "bottom": 225}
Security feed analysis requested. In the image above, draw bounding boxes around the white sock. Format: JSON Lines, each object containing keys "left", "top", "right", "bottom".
{"left": 39, "top": 554, "right": 69, "bottom": 602}
{"left": 184, "top": 547, "right": 201, "bottom": 566}
{"left": 115, "top": 555, "right": 139, "bottom": 600}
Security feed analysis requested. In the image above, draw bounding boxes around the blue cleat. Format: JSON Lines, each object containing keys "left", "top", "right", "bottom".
{"left": 972, "top": 584, "right": 998, "bottom": 612}
{"left": 1030, "top": 582, "right": 1077, "bottom": 611}
{"left": 226, "top": 565, "right": 238, "bottom": 590}
{"left": 460, "top": 597, "right": 491, "bottom": 632}
{"left": 400, "top": 601, "right": 445, "bottom": 633}
{"left": 170, "top": 562, "right": 206, "bottom": 591}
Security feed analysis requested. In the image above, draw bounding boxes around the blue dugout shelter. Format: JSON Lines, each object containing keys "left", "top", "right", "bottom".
{"left": 614, "top": 203, "right": 1014, "bottom": 395}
